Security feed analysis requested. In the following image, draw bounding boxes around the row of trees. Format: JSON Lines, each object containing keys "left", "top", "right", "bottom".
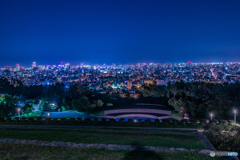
{"left": 39, "top": 96, "right": 104, "bottom": 113}
{"left": 0, "top": 94, "right": 34, "bottom": 117}
{"left": 142, "top": 81, "right": 240, "bottom": 120}
{"left": 1, "top": 75, "right": 240, "bottom": 120}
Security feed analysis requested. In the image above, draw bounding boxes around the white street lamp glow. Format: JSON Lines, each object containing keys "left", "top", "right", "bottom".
{"left": 233, "top": 109, "right": 237, "bottom": 124}
{"left": 210, "top": 113, "right": 213, "bottom": 120}
{"left": 17, "top": 108, "right": 20, "bottom": 117}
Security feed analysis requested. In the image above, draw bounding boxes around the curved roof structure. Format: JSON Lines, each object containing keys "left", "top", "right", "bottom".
{"left": 102, "top": 104, "right": 173, "bottom": 119}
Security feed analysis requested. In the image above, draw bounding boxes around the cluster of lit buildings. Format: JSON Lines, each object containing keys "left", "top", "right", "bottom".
{"left": 0, "top": 61, "right": 240, "bottom": 98}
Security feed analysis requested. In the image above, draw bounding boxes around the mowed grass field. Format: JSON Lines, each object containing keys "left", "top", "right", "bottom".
{"left": 0, "top": 128, "right": 205, "bottom": 149}
{"left": 0, "top": 120, "right": 204, "bottom": 129}
{"left": 0, "top": 143, "right": 221, "bottom": 160}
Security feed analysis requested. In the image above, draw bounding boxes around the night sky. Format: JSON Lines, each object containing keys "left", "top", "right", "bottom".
{"left": 0, "top": 0, "right": 240, "bottom": 67}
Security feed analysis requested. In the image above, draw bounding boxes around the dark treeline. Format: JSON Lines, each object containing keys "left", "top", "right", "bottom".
{"left": 0, "top": 76, "right": 240, "bottom": 121}
{"left": 0, "top": 76, "right": 159, "bottom": 117}
{"left": 142, "top": 81, "right": 240, "bottom": 120}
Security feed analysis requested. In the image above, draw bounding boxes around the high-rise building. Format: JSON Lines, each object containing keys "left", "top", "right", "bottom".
{"left": 80, "top": 63, "right": 84, "bottom": 68}
{"left": 32, "top": 62, "right": 36, "bottom": 69}
{"left": 16, "top": 64, "right": 20, "bottom": 71}
{"left": 65, "top": 63, "right": 70, "bottom": 70}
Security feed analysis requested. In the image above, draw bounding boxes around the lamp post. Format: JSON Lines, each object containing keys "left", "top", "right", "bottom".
{"left": 47, "top": 112, "right": 50, "bottom": 123}
{"left": 233, "top": 110, "right": 237, "bottom": 124}
{"left": 210, "top": 113, "right": 213, "bottom": 120}
{"left": 18, "top": 108, "right": 20, "bottom": 117}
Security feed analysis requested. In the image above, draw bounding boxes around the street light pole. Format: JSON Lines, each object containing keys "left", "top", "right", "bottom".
{"left": 47, "top": 113, "right": 50, "bottom": 123}
{"left": 18, "top": 108, "right": 20, "bottom": 117}
{"left": 234, "top": 110, "right": 237, "bottom": 124}
{"left": 210, "top": 113, "right": 213, "bottom": 120}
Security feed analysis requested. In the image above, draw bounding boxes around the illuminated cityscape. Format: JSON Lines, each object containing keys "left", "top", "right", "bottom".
{"left": 1, "top": 61, "right": 240, "bottom": 89}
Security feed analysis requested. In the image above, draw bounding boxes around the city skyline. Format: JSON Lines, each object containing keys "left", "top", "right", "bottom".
{"left": 1, "top": 61, "right": 240, "bottom": 68}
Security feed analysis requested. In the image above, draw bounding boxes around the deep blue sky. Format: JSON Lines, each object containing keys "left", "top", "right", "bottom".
{"left": 0, "top": 0, "right": 240, "bottom": 67}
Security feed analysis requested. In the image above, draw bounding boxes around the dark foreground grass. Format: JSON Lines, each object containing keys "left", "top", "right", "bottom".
{"left": 0, "top": 126, "right": 197, "bottom": 134}
{"left": 0, "top": 142, "right": 221, "bottom": 160}
{"left": 0, "top": 121, "right": 203, "bottom": 129}
{"left": 0, "top": 129, "right": 205, "bottom": 149}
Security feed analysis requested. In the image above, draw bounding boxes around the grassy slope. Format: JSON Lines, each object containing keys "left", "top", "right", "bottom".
{"left": 0, "top": 129, "right": 205, "bottom": 149}
{"left": 0, "top": 143, "right": 221, "bottom": 160}
{"left": 0, "top": 121, "right": 204, "bottom": 128}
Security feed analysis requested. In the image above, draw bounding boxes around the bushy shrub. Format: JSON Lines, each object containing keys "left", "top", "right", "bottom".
{"left": 94, "top": 118, "right": 98, "bottom": 122}
{"left": 230, "top": 127, "right": 236, "bottom": 132}
{"left": 180, "top": 119, "right": 189, "bottom": 125}
{"left": 119, "top": 118, "right": 125, "bottom": 123}
{"left": 21, "top": 117, "right": 27, "bottom": 122}
{"left": 154, "top": 119, "right": 160, "bottom": 124}
{"left": 70, "top": 118, "right": 75, "bottom": 122}
{"left": 209, "top": 125, "right": 221, "bottom": 133}
{"left": 106, "top": 103, "right": 113, "bottom": 107}
{"left": 84, "top": 118, "right": 91, "bottom": 123}
{"left": 209, "top": 119, "right": 218, "bottom": 124}
{"left": 228, "top": 120, "right": 234, "bottom": 125}
{"left": 77, "top": 117, "right": 82, "bottom": 121}
{"left": 61, "top": 118, "right": 66, "bottom": 122}
{"left": 223, "top": 125, "right": 230, "bottom": 131}
{"left": 0, "top": 117, "right": 4, "bottom": 122}
{"left": 46, "top": 117, "right": 51, "bottom": 121}
{"left": 162, "top": 119, "right": 170, "bottom": 124}
{"left": 172, "top": 119, "right": 178, "bottom": 124}
{"left": 128, "top": 119, "right": 133, "bottom": 123}
{"left": 109, "top": 118, "right": 116, "bottom": 123}
{"left": 137, "top": 119, "right": 142, "bottom": 122}
{"left": 190, "top": 119, "right": 198, "bottom": 125}
{"left": 6, "top": 117, "right": 12, "bottom": 122}
{"left": 220, "top": 120, "right": 228, "bottom": 125}
{"left": 200, "top": 119, "right": 207, "bottom": 124}
{"left": 28, "top": 117, "right": 34, "bottom": 122}
{"left": 171, "top": 111, "right": 183, "bottom": 121}
{"left": 203, "top": 124, "right": 211, "bottom": 130}
{"left": 53, "top": 118, "right": 58, "bottom": 122}
{"left": 101, "top": 118, "right": 106, "bottom": 122}
{"left": 37, "top": 117, "right": 42, "bottom": 121}
{"left": 206, "top": 131, "right": 240, "bottom": 156}
{"left": 144, "top": 119, "right": 151, "bottom": 124}
{"left": 190, "top": 119, "right": 197, "bottom": 123}
{"left": 15, "top": 117, "right": 20, "bottom": 121}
